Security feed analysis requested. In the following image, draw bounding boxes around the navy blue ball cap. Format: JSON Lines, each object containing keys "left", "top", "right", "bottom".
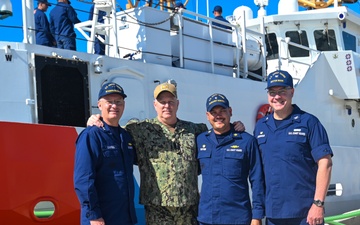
{"left": 175, "top": 2, "right": 186, "bottom": 9}
{"left": 38, "top": 0, "right": 51, "bottom": 6}
{"left": 206, "top": 93, "right": 229, "bottom": 112}
{"left": 267, "top": 70, "right": 293, "bottom": 89}
{"left": 98, "top": 82, "right": 127, "bottom": 100}
{"left": 213, "top": 5, "right": 222, "bottom": 13}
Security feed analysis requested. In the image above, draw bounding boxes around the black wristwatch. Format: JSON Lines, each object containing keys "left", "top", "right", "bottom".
{"left": 313, "top": 199, "right": 325, "bottom": 207}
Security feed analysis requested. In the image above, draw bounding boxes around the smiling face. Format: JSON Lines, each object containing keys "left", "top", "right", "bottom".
{"left": 98, "top": 94, "right": 125, "bottom": 126}
{"left": 206, "top": 105, "right": 232, "bottom": 134}
{"left": 154, "top": 91, "right": 179, "bottom": 125}
{"left": 267, "top": 86, "right": 294, "bottom": 118}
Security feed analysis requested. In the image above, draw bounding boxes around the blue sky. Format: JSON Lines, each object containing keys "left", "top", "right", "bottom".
{"left": 1, "top": 0, "right": 360, "bottom": 52}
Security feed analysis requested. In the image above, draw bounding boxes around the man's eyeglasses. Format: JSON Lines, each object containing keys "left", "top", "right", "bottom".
{"left": 157, "top": 100, "right": 177, "bottom": 106}
{"left": 267, "top": 87, "right": 292, "bottom": 97}
{"left": 102, "top": 100, "right": 124, "bottom": 106}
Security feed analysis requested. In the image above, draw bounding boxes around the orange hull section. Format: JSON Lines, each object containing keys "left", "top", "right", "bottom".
{"left": 0, "top": 122, "right": 80, "bottom": 224}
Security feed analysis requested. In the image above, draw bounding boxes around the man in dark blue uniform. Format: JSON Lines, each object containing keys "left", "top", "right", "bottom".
{"left": 74, "top": 82, "right": 137, "bottom": 225}
{"left": 34, "top": 0, "right": 55, "bottom": 47}
{"left": 49, "top": 0, "right": 80, "bottom": 50}
{"left": 212, "top": 5, "right": 231, "bottom": 30}
{"left": 89, "top": 4, "right": 106, "bottom": 55}
{"left": 197, "top": 93, "right": 265, "bottom": 225}
{"left": 254, "top": 70, "right": 333, "bottom": 225}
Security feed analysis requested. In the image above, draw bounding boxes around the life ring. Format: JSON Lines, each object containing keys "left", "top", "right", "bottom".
{"left": 256, "top": 104, "right": 273, "bottom": 122}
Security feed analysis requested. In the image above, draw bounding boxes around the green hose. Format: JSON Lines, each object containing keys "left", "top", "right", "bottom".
{"left": 325, "top": 209, "right": 360, "bottom": 225}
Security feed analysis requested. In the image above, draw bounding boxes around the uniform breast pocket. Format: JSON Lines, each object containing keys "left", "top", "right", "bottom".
{"left": 197, "top": 151, "right": 211, "bottom": 175}
{"left": 102, "top": 147, "right": 121, "bottom": 169}
{"left": 285, "top": 134, "right": 307, "bottom": 143}
{"left": 285, "top": 134, "right": 308, "bottom": 161}
{"left": 256, "top": 135, "right": 267, "bottom": 148}
{"left": 223, "top": 151, "right": 244, "bottom": 177}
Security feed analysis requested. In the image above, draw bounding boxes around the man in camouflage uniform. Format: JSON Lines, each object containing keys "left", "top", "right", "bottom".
{"left": 87, "top": 82, "right": 245, "bottom": 224}
{"left": 126, "top": 82, "right": 207, "bottom": 224}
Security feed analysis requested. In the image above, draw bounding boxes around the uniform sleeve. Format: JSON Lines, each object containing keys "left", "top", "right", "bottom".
{"left": 68, "top": 6, "right": 81, "bottom": 24}
{"left": 125, "top": 123, "right": 143, "bottom": 164}
{"left": 74, "top": 129, "right": 102, "bottom": 220}
{"left": 195, "top": 123, "right": 208, "bottom": 135}
{"left": 40, "top": 13, "right": 55, "bottom": 42}
{"left": 38, "top": 13, "right": 46, "bottom": 32}
{"left": 89, "top": 5, "right": 94, "bottom": 20}
{"left": 308, "top": 119, "right": 333, "bottom": 162}
{"left": 247, "top": 137, "right": 265, "bottom": 219}
{"left": 49, "top": 13, "right": 55, "bottom": 35}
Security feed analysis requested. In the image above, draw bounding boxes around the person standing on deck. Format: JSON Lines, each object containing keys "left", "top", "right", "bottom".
{"left": 212, "top": 5, "right": 231, "bottom": 30}
{"left": 49, "top": 0, "right": 80, "bottom": 50}
{"left": 74, "top": 82, "right": 137, "bottom": 225}
{"left": 89, "top": 3, "right": 106, "bottom": 55}
{"left": 197, "top": 93, "right": 265, "bottom": 225}
{"left": 254, "top": 70, "right": 333, "bottom": 225}
{"left": 34, "top": 0, "right": 56, "bottom": 47}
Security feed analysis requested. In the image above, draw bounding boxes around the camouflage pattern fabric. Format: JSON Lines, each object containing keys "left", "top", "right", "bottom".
{"left": 145, "top": 204, "right": 198, "bottom": 225}
{"left": 126, "top": 117, "right": 207, "bottom": 207}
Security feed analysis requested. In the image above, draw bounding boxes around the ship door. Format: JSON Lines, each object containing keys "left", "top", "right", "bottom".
{"left": 35, "top": 55, "right": 89, "bottom": 127}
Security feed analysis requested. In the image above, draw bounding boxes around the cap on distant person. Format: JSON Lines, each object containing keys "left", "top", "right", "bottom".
{"left": 206, "top": 93, "right": 230, "bottom": 112}
{"left": 98, "top": 82, "right": 127, "bottom": 100}
{"left": 175, "top": 2, "right": 186, "bottom": 9}
{"left": 213, "top": 5, "right": 222, "bottom": 13}
{"left": 154, "top": 82, "right": 177, "bottom": 99}
{"left": 38, "top": 0, "right": 52, "bottom": 6}
{"left": 266, "top": 70, "right": 293, "bottom": 89}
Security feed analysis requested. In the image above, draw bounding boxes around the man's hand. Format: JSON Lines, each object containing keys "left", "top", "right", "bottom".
{"left": 90, "top": 218, "right": 105, "bottom": 225}
{"left": 233, "top": 121, "right": 245, "bottom": 132}
{"left": 307, "top": 204, "right": 324, "bottom": 225}
{"left": 87, "top": 114, "right": 103, "bottom": 127}
{"left": 250, "top": 219, "right": 262, "bottom": 225}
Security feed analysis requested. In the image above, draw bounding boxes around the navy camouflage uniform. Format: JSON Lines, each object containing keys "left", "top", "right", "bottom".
{"left": 126, "top": 117, "right": 207, "bottom": 225}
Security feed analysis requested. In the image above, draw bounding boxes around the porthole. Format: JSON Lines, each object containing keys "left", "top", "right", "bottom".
{"left": 33, "top": 201, "right": 55, "bottom": 219}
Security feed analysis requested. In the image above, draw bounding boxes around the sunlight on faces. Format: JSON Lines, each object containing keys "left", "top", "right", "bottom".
{"left": 154, "top": 92, "right": 179, "bottom": 122}
{"left": 267, "top": 86, "right": 294, "bottom": 111}
{"left": 98, "top": 94, "right": 125, "bottom": 125}
{"left": 206, "top": 106, "right": 232, "bottom": 134}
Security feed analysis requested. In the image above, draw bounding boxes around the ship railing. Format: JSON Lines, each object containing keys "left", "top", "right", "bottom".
{"left": 325, "top": 209, "right": 360, "bottom": 225}
{"left": 175, "top": 8, "right": 267, "bottom": 80}
{"left": 278, "top": 37, "right": 321, "bottom": 70}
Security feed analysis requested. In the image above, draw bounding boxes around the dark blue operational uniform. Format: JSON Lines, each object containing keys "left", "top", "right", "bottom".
{"left": 89, "top": 5, "right": 106, "bottom": 55}
{"left": 197, "top": 125, "right": 265, "bottom": 225}
{"left": 74, "top": 120, "right": 137, "bottom": 225}
{"left": 213, "top": 16, "right": 232, "bottom": 30}
{"left": 34, "top": 8, "right": 55, "bottom": 47}
{"left": 49, "top": 2, "right": 80, "bottom": 50}
{"left": 254, "top": 104, "right": 333, "bottom": 221}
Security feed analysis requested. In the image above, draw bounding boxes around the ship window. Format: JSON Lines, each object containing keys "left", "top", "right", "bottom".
{"left": 342, "top": 31, "right": 356, "bottom": 52}
{"left": 314, "top": 29, "right": 338, "bottom": 51}
{"left": 265, "top": 33, "right": 279, "bottom": 60}
{"left": 285, "top": 31, "right": 309, "bottom": 57}
{"left": 35, "top": 55, "right": 90, "bottom": 127}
